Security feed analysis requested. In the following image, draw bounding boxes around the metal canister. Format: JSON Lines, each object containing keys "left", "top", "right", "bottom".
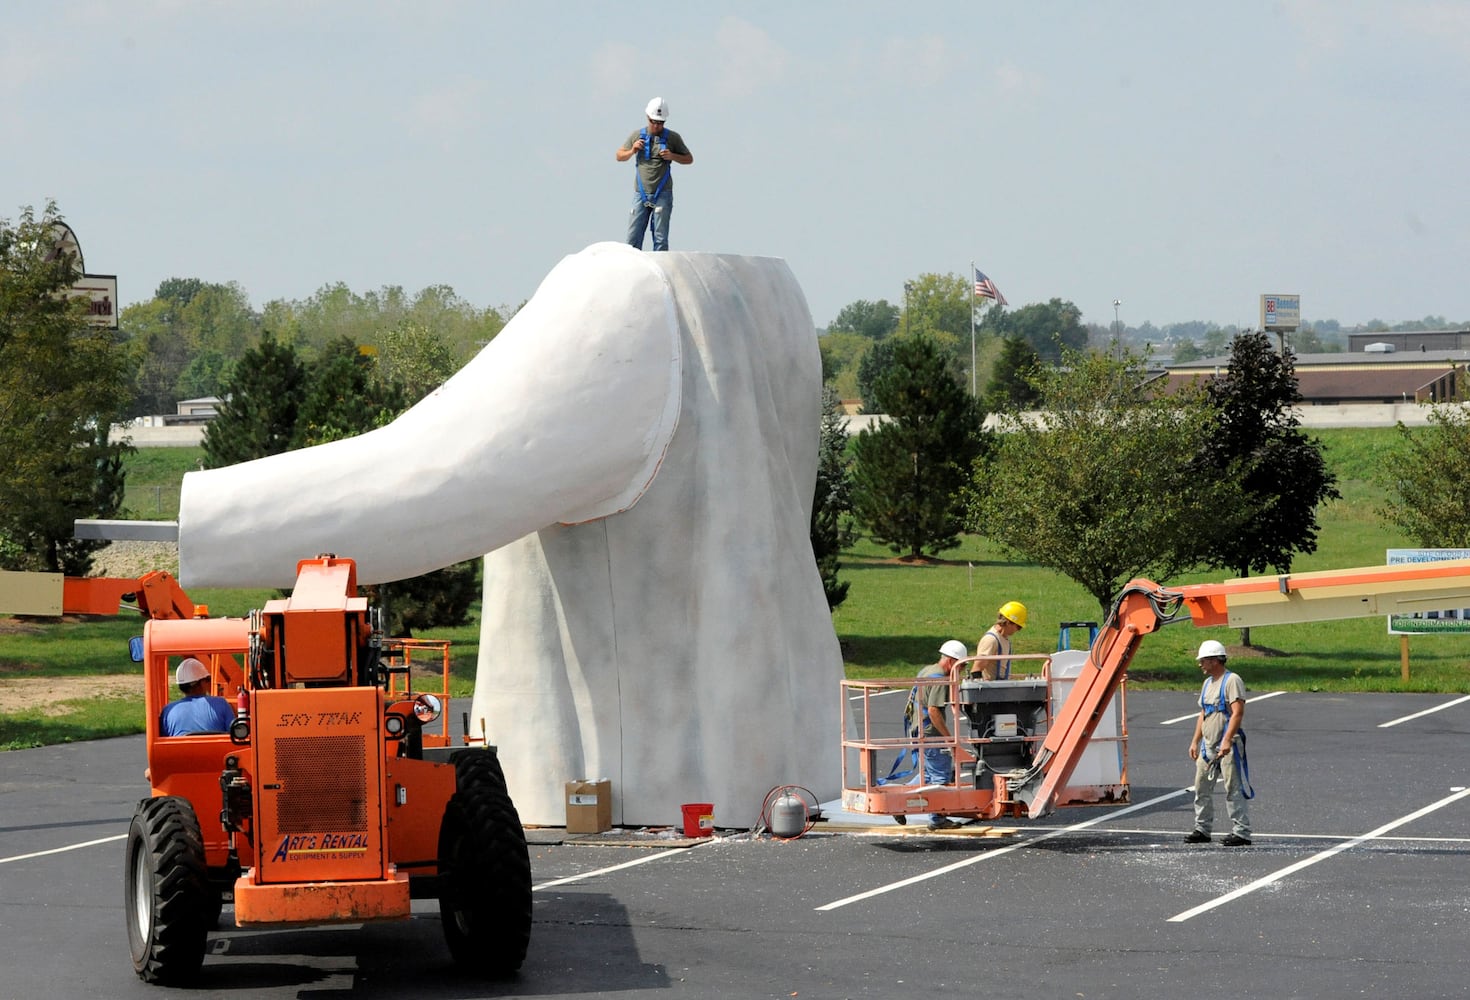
{"left": 770, "top": 792, "right": 807, "bottom": 838}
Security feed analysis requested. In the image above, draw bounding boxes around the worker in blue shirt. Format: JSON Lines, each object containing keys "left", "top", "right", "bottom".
{"left": 159, "top": 657, "right": 234, "bottom": 736}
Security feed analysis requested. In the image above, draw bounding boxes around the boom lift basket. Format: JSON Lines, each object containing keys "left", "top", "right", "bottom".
{"left": 840, "top": 653, "right": 1129, "bottom": 822}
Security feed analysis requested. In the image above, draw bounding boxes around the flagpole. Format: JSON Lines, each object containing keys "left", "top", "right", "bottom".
{"left": 969, "top": 258, "right": 977, "bottom": 396}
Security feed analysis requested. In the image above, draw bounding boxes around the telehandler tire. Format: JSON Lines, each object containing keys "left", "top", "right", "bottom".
{"left": 438, "top": 749, "right": 532, "bottom": 975}
{"left": 124, "top": 796, "right": 212, "bottom": 984}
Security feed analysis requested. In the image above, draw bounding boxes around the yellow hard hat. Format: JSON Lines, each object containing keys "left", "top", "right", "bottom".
{"left": 998, "top": 601, "right": 1028, "bottom": 628}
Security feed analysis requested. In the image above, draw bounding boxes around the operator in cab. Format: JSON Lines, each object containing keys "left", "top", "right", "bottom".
{"left": 159, "top": 657, "right": 233, "bottom": 735}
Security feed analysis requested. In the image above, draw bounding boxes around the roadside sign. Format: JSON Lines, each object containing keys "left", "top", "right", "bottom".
{"left": 1386, "top": 548, "right": 1470, "bottom": 634}
{"left": 70, "top": 274, "right": 118, "bottom": 329}
{"left": 1260, "top": 293, "right": 1300, "bottom": 332}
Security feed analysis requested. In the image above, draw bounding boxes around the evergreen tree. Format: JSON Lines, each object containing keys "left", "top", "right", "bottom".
{"left": 292, "top": 336, "right": 405, "bottom": 447}
{"left": 851, "top": 335, "right": 985, "bottom": 559}
{"left": 202, "top": 332, "right": 307, "bottom": 468}
{"left": 1193, "top": 333, "right": 1340, "bottom": 645}
{"left": 811, "top": 384, "right": 854, "bottom": 609}
{"left": 855, "top": 338, "right": 897, "bottom": 412}
{"left": 983, "top": 337, "right": 1042, "bottom": 412}
{"left": 0, "top": 202, "right": 134, "bottom": 573}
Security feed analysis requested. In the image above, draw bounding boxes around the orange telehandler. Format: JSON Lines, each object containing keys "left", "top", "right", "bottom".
{"left": 5, "top": 555, "right": 532, "bottom": 984}
{"left": 842, "top": 558, "right": 1470, "bottom": 824}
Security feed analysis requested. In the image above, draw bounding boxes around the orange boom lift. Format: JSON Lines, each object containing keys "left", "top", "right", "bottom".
{"left": 842, "top": 559, "right": 1470, "bottom": 823}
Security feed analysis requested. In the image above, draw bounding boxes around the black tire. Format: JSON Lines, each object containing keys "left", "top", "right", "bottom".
{"left": 124, "top": 796, "right": 211, "bottom": 984}
{"left": 438, "top": 749, "right": 532, "bottom": 975}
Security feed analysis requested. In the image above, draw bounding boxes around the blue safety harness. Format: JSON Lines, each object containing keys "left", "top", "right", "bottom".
{"left": 1199, "top": 670, "right": 1255, "bottom": 799}
{"left": 634, "top": 127, "right": 671, "bottom": 206}
{"left": 877, "top": 684, "right": 924, "bottom": 784}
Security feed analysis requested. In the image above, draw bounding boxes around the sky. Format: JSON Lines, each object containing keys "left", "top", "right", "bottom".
{"left": 3, "top": 1, "right": 1468, "bottom": 333}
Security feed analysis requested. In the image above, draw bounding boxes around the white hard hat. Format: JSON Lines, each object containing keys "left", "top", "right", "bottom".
{"left": 176, "top": 657, "right": 210, "bottom": 686}
{"left": 1196, "top": 640, "right": 1228, "bottom": 661}
{"left": 645, "top": 97, "right": 669, "bottom": 122}
{"left": 939, "top": 640, "right": 968, "bottom": 660}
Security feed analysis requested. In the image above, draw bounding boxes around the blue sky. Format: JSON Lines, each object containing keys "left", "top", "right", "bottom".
{"left": 4, "top": 1, "right": 1467, "bottom": 332}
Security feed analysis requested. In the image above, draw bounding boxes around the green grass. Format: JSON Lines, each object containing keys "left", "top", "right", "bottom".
{"left": 120, "top": 446, "right": 201, "bottom": 519}
{"left": 2, "top": 618, "right": 149, "bottom": 675}
{"left": 832, "top": 534, "right": 1470, "bottom": 693}
{"left": 0, "top": 606, "right": 480, "bottom": 750}
{"left": 833, "top": 426, "right": 1470, "bottom": 692}
{"left": 0, "top": 696, "right": 144, "bottom": 751}
{"left": 4, "top": 427, "right": 1467, "bottom": 751}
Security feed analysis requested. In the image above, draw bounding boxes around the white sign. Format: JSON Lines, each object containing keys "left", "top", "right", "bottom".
{"left": 69, "top": 274, "right": 119, "bottom": 329}
{"left": 1260, "top": 293, "right": 1300, "bottom": 332}
{"left": 1386, "top": 548, "right": 1470, "bottom": 634}
{"left": 47, "top": 223, "right": 118, "bottom": 329}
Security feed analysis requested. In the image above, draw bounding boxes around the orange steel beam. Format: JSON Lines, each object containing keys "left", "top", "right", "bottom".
{"left": 1019, "top": 558, "right": 1470, "bottom": 818}
{"left": 1175, "top": 558, "right": 1470, "bottom": 629}
{"left": 60, "top": 571, "right": 197, "bottom": 620}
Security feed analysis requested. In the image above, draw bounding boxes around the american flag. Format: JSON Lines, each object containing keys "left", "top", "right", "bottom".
{"left": 974, "top": 268, "right": 1008, "bottom": 307}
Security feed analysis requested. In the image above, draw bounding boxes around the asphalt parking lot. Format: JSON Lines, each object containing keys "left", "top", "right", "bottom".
{"left": 2, "top": 690, "right": 1467, "bottom": 999}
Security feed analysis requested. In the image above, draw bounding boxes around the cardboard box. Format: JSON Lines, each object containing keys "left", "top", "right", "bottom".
{"left": 565, "top": 779, "right": 612, "bottom": 833}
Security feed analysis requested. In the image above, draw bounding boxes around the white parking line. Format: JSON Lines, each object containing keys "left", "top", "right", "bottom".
{"left": 814, "top": 786, "right": 1191, "bottom": 912}
{"left": 1030, "top": 825, "right": 1470, "bottom": 845}
{"left": 3, "top": 829, "right": 708, "bottom": 889}
{"left": 533, "top": 838, "right": 716, "bottom": 891}
{"left": 1379, "top": 694, "right": 1470, "bottom": 729}
{"left": 1160, "top": 690, "right": 1285, "bottom": 726}
{"left": 0, "top": 833, "right": 126, "bottom": 866}
{"left": 1167, "top": 786, "right": 1470, "bottom": 923}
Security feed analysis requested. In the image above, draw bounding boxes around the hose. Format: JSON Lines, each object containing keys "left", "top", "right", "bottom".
{"left": 757, "top": 784, "right": 820, "bottom": 840}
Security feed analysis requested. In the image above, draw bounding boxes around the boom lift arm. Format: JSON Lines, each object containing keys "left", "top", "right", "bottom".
{"left": 0, "top": 568, "right": 199, "bottom": 620}
{"left": 1015, "top": 558, "right": 1470, "bottom": 818}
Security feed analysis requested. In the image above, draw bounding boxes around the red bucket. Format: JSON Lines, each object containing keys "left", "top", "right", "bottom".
{"left": 681, "top": 802, "right": 714, "bottom": 838}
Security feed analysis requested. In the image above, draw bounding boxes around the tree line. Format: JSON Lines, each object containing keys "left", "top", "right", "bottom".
{"left": 819, "top": 280, "right": 1466, "bottom": 410}
{"left": 818, "top": 275, "right": 1090, "bottom": 409}
{"left": 126, "top": 272, "right": 507, "bottom": 420}
{"left": 6, "top": 201, "right": 1470, "bottom": 631}
{"left": 810, "top": 323, "right": 1470, "bottom": 631}
{"left": 1, "top": 202, "right": 488, "bottom": 634}
{"left": 812, "top": 328, "right": 1342, "bottom": 621}
{"left": 201, "top": 331, "right": 478, "bottom": 635}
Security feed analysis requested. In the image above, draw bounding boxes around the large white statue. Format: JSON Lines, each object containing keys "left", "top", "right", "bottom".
{"left": 178, "top": 242, "right": 843, "bottom": 826}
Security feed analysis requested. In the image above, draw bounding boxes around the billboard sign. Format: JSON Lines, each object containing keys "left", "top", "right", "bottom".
{"left": 46, "top": 222, "right": 119, "bottom": 329}
{"left": 69, "top": 274, "right": 118, "bottom": 329}
{"left": 1386, "top": 548, "right": 1470, "bottom": 634}
{"left": 1260, "top": 294, "right": 1300, "bottom": 332}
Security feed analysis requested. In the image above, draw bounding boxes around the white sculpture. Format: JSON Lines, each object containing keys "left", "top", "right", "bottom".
{"left": 178, "top": 242, "right": 843, "bottom": 826}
